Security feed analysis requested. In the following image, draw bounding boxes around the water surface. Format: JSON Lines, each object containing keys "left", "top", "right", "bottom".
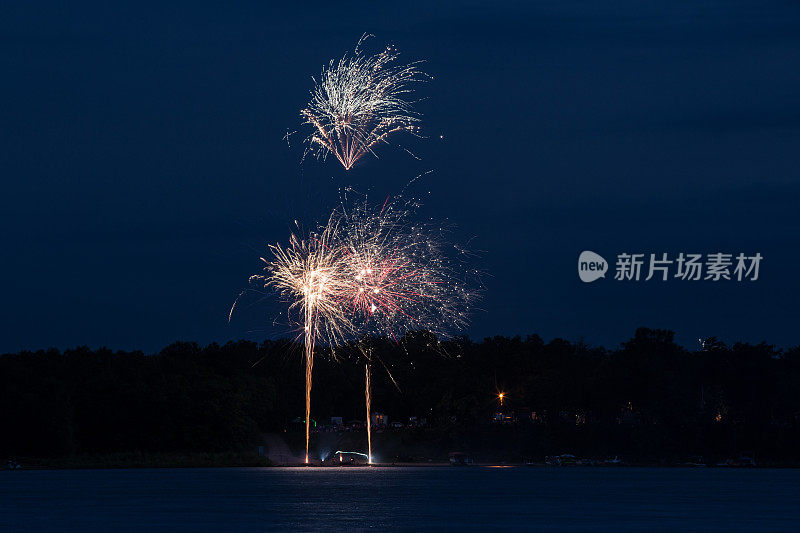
{"left": 2, "top": 466, "right": 798, "bottom": 531}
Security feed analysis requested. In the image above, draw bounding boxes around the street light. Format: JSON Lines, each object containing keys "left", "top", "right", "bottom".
{"left": 498, "top": 392, "right": 505, "bottom": 406}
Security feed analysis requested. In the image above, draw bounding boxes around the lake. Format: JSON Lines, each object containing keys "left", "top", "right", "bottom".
{"left": 2, "top": 466, "right": 798, "bottom": 531}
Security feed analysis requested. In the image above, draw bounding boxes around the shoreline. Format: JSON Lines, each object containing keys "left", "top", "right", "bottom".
{"left": 7, "top": 457, "right": 800, "bottom": 471}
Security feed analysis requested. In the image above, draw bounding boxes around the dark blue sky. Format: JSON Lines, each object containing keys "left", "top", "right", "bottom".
{"left": 2, "top": 1, "right": 800, "bottom": 353}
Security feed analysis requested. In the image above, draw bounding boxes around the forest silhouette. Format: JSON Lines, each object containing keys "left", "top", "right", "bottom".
{"left": 3, "top": 328, "right": 799, "bottom": 465}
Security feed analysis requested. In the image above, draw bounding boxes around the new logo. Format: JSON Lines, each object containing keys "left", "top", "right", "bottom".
{"left": 578, "top": 251, "right": 608, "bottom": 282}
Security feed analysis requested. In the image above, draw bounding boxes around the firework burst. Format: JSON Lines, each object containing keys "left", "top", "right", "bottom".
{"left": 257, "top": 217, "right": 354, "bottom": 349}
{"left": 336, "top": 194, "right": 477, "bottom": 464}
{"left": 301, "top": 34, "right": 428, "bottom": 170}
{"left": 233, "top": 197, "right": 478, "bottom": 463}
{"left": 335, "top": 194, "right": 476, "bottom": 342}
{"left": 242, "top": 215, "right": 354, "bottom": 463}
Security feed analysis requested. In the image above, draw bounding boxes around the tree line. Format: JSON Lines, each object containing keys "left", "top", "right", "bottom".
{"left": 2, "top": 328, "right": 799, "bottom": 463}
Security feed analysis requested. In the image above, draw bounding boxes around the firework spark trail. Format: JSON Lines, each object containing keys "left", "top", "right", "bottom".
{"left": 303, "top": 304, "right": 313, "bottom": 464}
{"left": 364, "top": 356, "right": 372, "bottom": 465}
{"left": 301, "top": 34, "right": 428, "bottom": 170}
{"left": 244, "top": 216, "right": 355, "bottom": 463}
{"left": 334, "top": 195, "right": 477, "bottom": 462}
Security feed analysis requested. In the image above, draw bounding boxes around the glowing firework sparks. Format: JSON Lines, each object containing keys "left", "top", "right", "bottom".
{"left": 242, "top": 215, "right": 354, "bottom": 464}
{"left": 335, "top": 195, "right": 477, "bottom": 464}
{"left": 364, "top": 357, "right": 372, "bottom": 464}
{"left": 301, "top": 34, "right": 427, "bottom": 170}
{"left": 336, "top": 195, "right": 475, "bottom": 341}
{"left": 233, "top": 196, "right": 478, "bottom": 464}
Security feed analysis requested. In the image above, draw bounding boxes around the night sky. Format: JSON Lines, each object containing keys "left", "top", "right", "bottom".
{"left": 3, "top": 1, "right": 800, "bottom": 353}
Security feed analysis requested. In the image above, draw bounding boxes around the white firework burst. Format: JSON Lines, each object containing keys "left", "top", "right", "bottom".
{"left": 301, "top": 35, "right": 428, "bottom": 170}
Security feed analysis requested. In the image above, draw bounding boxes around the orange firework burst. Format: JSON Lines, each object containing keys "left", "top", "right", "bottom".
{"left": 233, "top": 214, "right": 354, "bottom": 464}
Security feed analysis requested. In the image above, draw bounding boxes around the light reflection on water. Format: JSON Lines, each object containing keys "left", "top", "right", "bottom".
{"left": 1, "top": 466, "right": 799, "bottom": 531}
